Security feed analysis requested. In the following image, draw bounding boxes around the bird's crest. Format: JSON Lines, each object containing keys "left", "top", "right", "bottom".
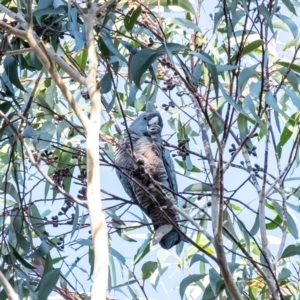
{"left": 146, "top": 102, "right": 156, "bottom": 113}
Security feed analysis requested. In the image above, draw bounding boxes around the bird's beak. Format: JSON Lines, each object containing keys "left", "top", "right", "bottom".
{"left": 148, "top": 116, "right": 159, "bottom": 126}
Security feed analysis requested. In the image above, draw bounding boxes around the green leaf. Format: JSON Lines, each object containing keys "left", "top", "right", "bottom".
{"left": 273, "top": 201, "right": 298, "bottom": 239}
{"left": 28, "top": 52, "right": 43, "bottom": 71}
{"left": 191, "top": 51, "right": 219, "bottom": 97}
{"left": 37, "top": 269, "right": 60, "bottom": 300}
{"left": 276, "top": 123, "right": 293, "bottom": 157}
{"left": 202, "top": 284, "right": 215, "bottom": 299}
{"left": 175, "top": 159, "right": 201, "bottom": 173}
{"left": 70, "top": 204, "right": 79, "bottom": 240}
{"left": 10, "top": 246, "right": 35, "bottom": 270}
{"left": 52, "top": 256, "right": 68, "bottom": 265}
{"left": 276, "top": 60, "right": 300, "bottom": 74}
{"left": 1, "top": 71, "right": 18, "bottom": 105}
{"left": 191, "top": 51, "right": 214, "bottom": 65}
{"left": 117, "top": 230, "right": 137, "bottom": 242}
{"left": 100, "top": 30, "right": 127, "bottom": 64}
{"left": 223, "top": 209, "right": 238, "bottom": 241}
{"left": 166, "top": 18, "right": 201, "bottom": 32}
{"left": 141, "top": 261, "right": 158, "bottom": 280}
{"left": 238, "top": 64, "right": 258, "bottom": 94}
{"left": 37, "top": 121, "right": 56, "bottom": 149}
{"left": 237, "top": 114, "right": 254, "bottom": 150}
{"left": 278, "top": 268, "right": 292, "bottom": 283}
{"left": 133, "top": 233, "right": 151, "bottom": 265}
{"left": 29, "top": 241, "right": 50, "bottom": 258}
{"left": 210, "top": 104, "right": 225, "bottom": 140}
{"left": 190, "top": 254, "right": 209, "bottom": 266}
{"left": 228, "top": 262, "right": 240, "bottom": 274}
{"left": 119, "top": 40, "right": 138, "bottom": 54}
{"left": 107, "top": 91, "right": 116, "bottom": 113}
{"left": 232, "top": 10, "right": 245, "bottom": 29}
{"left": 281, "top": 0, "right": 296, "bottom": 15}
{"left": 109, "top": 247, "right": 126, "bottom": 265}
{"left": 111, "top": 279, "right": 136, "bottom": 289}
{"left": 98, "top": 36, "right": 110, "bottom": 57}
{"left": 44, "top": 253, "right": 53, "bottom": 275}
{"left": 124, "top": 7, "right": 142, "bottom": 31}
{"left": 214, "top": 8, "right": 224, "bottom": 33}
{"left": 220, "top": 85, "right": 247, "bottom": 116}
{"left": 15, "top": 232, "right": 30, "bottom": 253}
{"left": 0, "top": 102, "right": 12, "bottom": 117}
{"left": 75, "top": 48, "right": 88, "bottom": 71}
{"left": 209, "top": 268, "right": 221, "bottom": 295}
{"left": 131, "top": 44, "right": 184, "bottom": 88}
{"left": 179, "top": 274, "right": 205, "bottom": 299}
{"left": 145, "top": 0, "right": 196, "bottom": 15}
{"left": 286, "top": 212, "right": 299, "bottom": 239}
{"left": 231, "top": 40, "right": 263, "bottom": 62}
{"left": 37, "top": 0, "right": 52, "bottom": 10}
{"left": 191, "top": 64, "right": 202, "bottom": 85}
{"left": 28, "top": 203, "right": 46, "bottom": 236}
{"left": 76, "top": 238, "right": 92, "bottom": 246}
{"left": 0, "top": 182, "right": 20, "bottom": 205}
{"left": 216, "top": 65, "right": 237, "bottom": 72}
{"left": 231, "top": 0, "right": 238, "bottom": 14}
{"left": 126, "top": 83, "right": 137, "bottom": 104}
{"left": 278, "top": 67, "right": 298, "bottom": 90}
{"left": 258, "top": 4, "right": 273, "bottom": 33}
{"left": 128, "top": 285, "right": 138, "bottom": 299}
{"left": 3, "top": 56, "right": 25, "bottom": 92}
{"left": 100, "top": 73, "right": 112, "bottom": 94}
{"left": 266, "top": 214, "right": 282, "bottom": 230}
{"left": 282, "top": 38, "right": 299, "bottom": 51}
{"left": 281, "top": 244, "right": 300, "bottom": 259}
{"left": 33, "top": 7, "right": 67, "bottom": 17}
{"left": 243, "top": 95, "right": 266, "bottom": 131}
{"left": 265, "top": 91, "right": 289, "bottom": 119}
{"left": 276, "top": 14, "right": 298, "bottom": 38}
{"left": 285, "top": 88, "right": 300, "bottom": 110}
{"left": 184, "top": 182, "right": 212, "bottom": 192}
{"left": 130, "top": 49, "right": 158, "bottom": 88}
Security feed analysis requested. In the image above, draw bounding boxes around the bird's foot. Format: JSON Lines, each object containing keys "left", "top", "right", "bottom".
{"left": 136, "top": 158, "right": 144, "bottom": 165}
{"left": 147, "top": 124, "right": 161, "bottom": 135}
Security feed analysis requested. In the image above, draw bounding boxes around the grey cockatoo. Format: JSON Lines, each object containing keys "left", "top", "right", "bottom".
{"left": 115, "top": 103, "right": 182, "bottom": 249}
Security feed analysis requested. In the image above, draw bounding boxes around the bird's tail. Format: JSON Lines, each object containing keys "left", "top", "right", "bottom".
{"left": 159, "top": 229, "right": 182, "bottom": 250}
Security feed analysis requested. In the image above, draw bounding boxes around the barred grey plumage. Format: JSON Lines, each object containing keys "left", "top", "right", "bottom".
{"left": 114, "top": 103, "right": 182, "bottom": 249}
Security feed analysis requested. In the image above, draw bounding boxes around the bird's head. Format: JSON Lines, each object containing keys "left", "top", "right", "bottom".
{"left": 129, "top": 103, "right": 163, "bottom": 136}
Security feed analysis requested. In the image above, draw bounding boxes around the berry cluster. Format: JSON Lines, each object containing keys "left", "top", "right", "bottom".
{"left": 162, "top": 77, "right": 177, "bottom": 92}
{"left": 172, "top": 139, "right": 190, "bottom": 161}
{"left": 52, "top": 168, "right": 72, "bottom": 188}
{"left": 162, "top": 101, "right": 176, "bottom": 111}
{"left": 77, "top": 169, "right": 87, "bottom": 200}
{"left": 229, "top": 143, "right": 257, "bottom": 157}
{"left": 56, "top": 237, "right": 65, "bottom": 250}
{"left": 58, "top": 199, "right": 73, "bottom": 215}
{"left": 41, "top": 150, "right": 58, "bottom": 165}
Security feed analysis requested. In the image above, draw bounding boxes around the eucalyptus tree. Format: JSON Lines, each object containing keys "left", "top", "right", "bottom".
{"left": 0, "top": 0, "right": 300, "bottom": 299}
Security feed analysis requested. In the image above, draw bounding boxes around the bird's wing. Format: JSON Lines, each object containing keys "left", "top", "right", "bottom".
{"left": 162, "top": 147, "right": 178, "bottom": 194}
{"left": 116, "top": 169, "right": 137, "bottom": 202}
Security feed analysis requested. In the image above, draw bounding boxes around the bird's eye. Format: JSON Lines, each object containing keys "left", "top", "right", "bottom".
{"left": 143, "top": 117, "right": 147, "bottom": 120}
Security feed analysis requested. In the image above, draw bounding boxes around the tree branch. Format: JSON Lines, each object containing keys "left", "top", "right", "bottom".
{"left": 0, "top": 270, "right": 19, "bottom": 300}
{"left": 83, "top": 5, "right": 108, "bottom": 300}
{"left": 0, "top": 110, "right": 88, "bottom": 208}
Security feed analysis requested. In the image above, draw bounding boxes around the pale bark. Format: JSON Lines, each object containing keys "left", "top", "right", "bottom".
{"left": 83, "top": 4, "right": 108, "bottom": 300}
{"left": 0, "top": 270, "right": 19, "bottom": 300}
